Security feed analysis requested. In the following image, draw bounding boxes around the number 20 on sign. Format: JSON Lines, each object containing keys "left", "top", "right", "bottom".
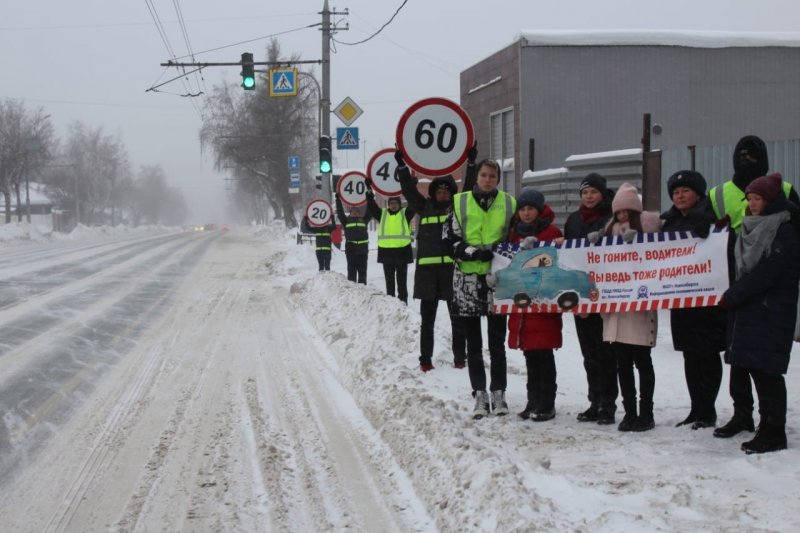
{"left": 396, "top": 97, "right": 474, "bottom": 177}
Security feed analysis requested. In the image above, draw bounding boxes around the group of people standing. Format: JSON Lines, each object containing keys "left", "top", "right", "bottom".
{"left": 305, "top": 134, "right": 799, "bottom": 455}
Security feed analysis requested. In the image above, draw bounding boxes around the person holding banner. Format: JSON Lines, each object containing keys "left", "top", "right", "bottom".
{"left": 718, "top": 173, "right": 800, "bottom": 454}
{"left": 660, "top": 170, "right": 727, "bottom": 430}
{"left": 334, "top": 194, "right": 373, "bottom": 284}
{"left": 300, "top": 215, "right": 337, "bottom": 271}
{"left": 396, "top": 146, "right": 477, "bottom": 372}
{"left": 563, "top": 173, "right": 618, "bottom": 425}
{"left": 601, "top": 183, "right": 662, "bottom": 432}
{"left": 504, "top": 187, "right": 564, "bottom": 422}
{"left": 443, "top": 158, "right": 516, "bottom": 419}
{"left": 709, "top": 135, "right": 800, "bottom": 439}
{"left": 365, "top": 188, "right": 416, "bottom": 303}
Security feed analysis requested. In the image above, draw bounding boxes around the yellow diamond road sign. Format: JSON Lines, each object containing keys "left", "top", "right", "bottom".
{"left": 333, "top": 97, "right": 363, "bottom": 126}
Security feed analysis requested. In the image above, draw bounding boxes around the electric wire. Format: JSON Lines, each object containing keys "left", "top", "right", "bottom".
{"left": 332, "top": 0, "right": 408, "bottom": 46}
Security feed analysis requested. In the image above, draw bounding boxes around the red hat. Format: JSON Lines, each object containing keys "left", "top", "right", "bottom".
{"left": 745, "top": 172, "right": 783, "bottom": 203}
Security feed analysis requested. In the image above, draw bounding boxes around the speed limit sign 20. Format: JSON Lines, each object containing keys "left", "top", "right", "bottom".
{"left": 305, "top": 199, "right": 333, "bottom": 227}
{"left": 396, "top": 97, "right": 474, "bottom": 177}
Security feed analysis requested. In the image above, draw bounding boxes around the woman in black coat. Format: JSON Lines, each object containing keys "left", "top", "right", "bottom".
{"left": 563, "top": 173, "right": 618, "bottom": 424}
{"left": 660, "top": 170, "right": 727, "bottom": 429}
{"left": 719, "top": 173, "right": 800, "bottom": 454}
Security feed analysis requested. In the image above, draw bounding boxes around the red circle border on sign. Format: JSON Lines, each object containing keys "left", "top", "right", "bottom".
{"left": 305, "top": 199, "right": 333, "bottom": 227}
{"left": 336, "top": 170, "right": 369, "bottom": 207}
{"left": 395, "top": 97, "right": 474, "bottom": 177}
{"left": 367, "top": 148, "right": 402, "bottom": 197}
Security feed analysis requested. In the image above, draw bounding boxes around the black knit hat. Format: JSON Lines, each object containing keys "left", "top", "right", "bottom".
{"left": 667, "top": 170, "right": 707, "bottom": 198}
{"left": 517, "top": 187, "right": 545, "bottom": 212}
{"left": 579, "top": 173, "right": 608, "bottom": 194}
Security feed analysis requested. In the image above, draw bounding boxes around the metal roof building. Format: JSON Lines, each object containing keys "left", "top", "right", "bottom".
{"left": 460, "top": 30, "right": 800, "bottom": 195}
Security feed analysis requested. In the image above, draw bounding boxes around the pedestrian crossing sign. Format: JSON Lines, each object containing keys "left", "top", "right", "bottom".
{"left": 269, "top": 68, "right": 298, "bottom": 97}
{"left": 336, "top": 127, "right": 359, "bottom": 150}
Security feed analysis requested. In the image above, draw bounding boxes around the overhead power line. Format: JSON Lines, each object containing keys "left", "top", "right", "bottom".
{"left": 333, "top": 0, "right": 408, "bottom": 46}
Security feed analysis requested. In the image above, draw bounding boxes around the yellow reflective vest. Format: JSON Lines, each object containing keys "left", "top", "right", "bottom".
{"left": 453, "top": 190, "right": 516, "bottom": 274}
{"left": 710, "top": 180, "right": 793, "bottom": 234}
{"left": 377, "top": 207, "right": 412, "bottom": 249}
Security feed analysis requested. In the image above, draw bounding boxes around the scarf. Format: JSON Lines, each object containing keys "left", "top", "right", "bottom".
{"left": 579, "top": 203, "right": 608, "bottom": 225}
{"left": 734, "top": 210, "right": 790, "bottom": 279}
{"left": 472, "top": 186, "right": 497, "bottom": 211}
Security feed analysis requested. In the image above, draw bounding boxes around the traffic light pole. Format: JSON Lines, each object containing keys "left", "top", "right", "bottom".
{"left": 321, "top": 0, "right": 332, "bottom": 200}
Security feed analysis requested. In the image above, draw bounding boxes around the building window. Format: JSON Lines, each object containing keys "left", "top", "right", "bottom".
{"left": 490, "top": 107, "right": 515, "bottom": 194}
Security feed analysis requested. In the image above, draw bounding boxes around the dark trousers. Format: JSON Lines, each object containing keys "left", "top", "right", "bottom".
{"left": 382, "top": 263, "right": 409, "bottom": 302}
{"left": 346, "top": 253, "right": 368, "bottom": 284}
{"left": 682, "top": 350, "right": 723, "bottom": 420}
{"left": 750, "top": 368, "right": 787, "bottom": 426}
{"left": 728, "top": 364, "right": 755, "bottom": 418}
{"left": 729, "top": 365, "right": 786, "bottom": 426}
{"left": 419, "top": 299, "right": 466, "bottom": 366}
{"left": 575, "top": 314, "right": 618, "bottom": 411}
{"left": 524, "top": 349, "right": 557, "bottom": 411}
{"left": 614, "top": 342, "right": 655, "bottom": 416}
{"left": 315, "top": 250, "right": 331, "bottom": 271}
{"left": 460, "top": 314, "right": 507, "bottom": 392}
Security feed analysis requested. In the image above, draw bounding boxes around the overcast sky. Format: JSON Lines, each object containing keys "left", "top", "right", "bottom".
{"left": 3, "top": 1, "right": 798, "bottom": 222}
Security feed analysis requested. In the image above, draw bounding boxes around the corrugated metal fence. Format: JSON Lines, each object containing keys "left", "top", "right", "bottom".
{"left": 523, "top": 139, "right": 800, "bottom": 224}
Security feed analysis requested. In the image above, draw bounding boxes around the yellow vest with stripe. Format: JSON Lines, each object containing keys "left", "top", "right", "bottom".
{"left": 710, "top": 180, "right": 793, "bottom": 234}
{"left": 453, "top": 190, "right": 516, "bottom": 274}
{"left": 378, "top": 207, "right": 411, "bottom": 248}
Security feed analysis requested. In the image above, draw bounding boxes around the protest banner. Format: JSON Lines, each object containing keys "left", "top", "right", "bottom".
{"left": 491, "top": 227, "right": 729, "bottom": 314}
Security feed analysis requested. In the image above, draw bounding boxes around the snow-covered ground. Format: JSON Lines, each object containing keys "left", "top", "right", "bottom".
{"left": 1, "top": 220, "right": 799, "bottom": 532}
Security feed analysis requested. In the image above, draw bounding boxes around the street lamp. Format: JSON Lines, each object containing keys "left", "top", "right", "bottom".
{"left": 23, "top": 137, "right": 43, "bottom": 224}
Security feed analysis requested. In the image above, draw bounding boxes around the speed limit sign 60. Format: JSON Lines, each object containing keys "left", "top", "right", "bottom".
{"left": 336, "top": 171, "right": 369, "bottom": 207}
{"left": 305, "top": 199, "right": 333, "bottom": 228}
{"left": 367, "top": 148, "right": 402, "bottom": 197}
{"left": 396, "top": 97, "right": 474, "bottom": 177}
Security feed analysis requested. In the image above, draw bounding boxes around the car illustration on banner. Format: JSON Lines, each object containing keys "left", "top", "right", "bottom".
{"left": 494, "top": 246, "right": 598, "bottom": 310}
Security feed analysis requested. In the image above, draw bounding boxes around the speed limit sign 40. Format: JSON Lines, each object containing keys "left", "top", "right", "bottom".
{"left": 396, "top": 97, "right": 474, "bottom": 177}
{"left": 305, "top": 199, "right": 333, "bottom": 227}
{"left": 367, "top": 148, "right": 402, "bottom": 197}
{"left": 336, "top": 171, "right": 369, "bottom": 207}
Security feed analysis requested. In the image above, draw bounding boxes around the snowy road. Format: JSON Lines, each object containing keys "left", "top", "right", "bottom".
{"left": 0, "top": 228, "right": 431, "bottom": 532}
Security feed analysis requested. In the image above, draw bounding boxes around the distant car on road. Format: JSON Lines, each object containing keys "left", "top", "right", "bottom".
{"left": 494, "top": 246, "right": 598, "bottom": 310}
{"left": 221, "top": 223, "right": 231, "bottom": 231}
{"left": 204, "top": 223, "right": 217, "bottom": 231}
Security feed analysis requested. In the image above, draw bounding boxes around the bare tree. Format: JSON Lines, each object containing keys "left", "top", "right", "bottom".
{"left": 129, "top": 165, "right": 187, "bottom": 226}
{"left": 0, "top": 99, "right": 54, "bottom": 223}
{"left": 200, "top": 38, "right": 318, "bottom": 228}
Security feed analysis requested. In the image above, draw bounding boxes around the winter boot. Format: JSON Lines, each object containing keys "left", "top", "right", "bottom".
{"left": 577, "top": 403, "right": 600, "bottom": 422}
{"left": 741, "top": 421, "right": 788, "bottom": 454}
{"left": 713, "top": 412, "right": 755, "bottom": 438}
{"left": 420, "top": 363, "right": 434, "bottom": 373}
{"left": 518, "top": 403, "right": 535, "bottom": 420}
{"left": 675, "top": 411, "right": 697, "bottom": 427}
{"left": 596, "top": 403, "right": 616, "bottom": 425}
{"left": 618, "top": 401, "right": 637, "bottom": 432}
{"left": 491, "top": 390, "right": 509, "bottom": 416}
{"left": 632, "top": 402, "right": 655, "bottom": 432}
{"left": 473, "top": 391, "right": 490, "bottom": 420}
{"left": 531, "top": 407, "right": 555, "bottom": 422}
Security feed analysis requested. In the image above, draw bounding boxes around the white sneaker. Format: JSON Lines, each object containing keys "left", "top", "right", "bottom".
{"left": 473, "top": 391, "right": 490, "bottom": 419}
{"left": 491, "top": 390, "right": 509, "bottom": 416}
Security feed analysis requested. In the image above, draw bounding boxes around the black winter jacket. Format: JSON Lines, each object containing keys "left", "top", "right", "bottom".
{"left": 335, "top": 194, "right": 372, "bottom": 256}
{"left": 660, "top": 197, "right": 727, "bottom": 353}
{"left": 563, "top": 191, "right": 614, "bottom": 239}
{"left": 723, "top": 198, "right": 800, "bottom": 374}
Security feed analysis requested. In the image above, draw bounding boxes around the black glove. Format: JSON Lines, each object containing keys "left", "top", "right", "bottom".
{"left": 365, "top": 188, "right": 374, "bottom": 200}
{"left": 467, "top": 141, "right": 478, "bottom": 164}
{"left": 472, "top": 249, "right": 494, "bottom": 262}
{"left": 394, "top": 149, "right": 406, "bottom": 167}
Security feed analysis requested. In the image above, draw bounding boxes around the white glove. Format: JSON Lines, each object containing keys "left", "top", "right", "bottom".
{"left": 520, "top": 236, "right": 538, "bottom": 250}
{"left": 586, "top": 231, "right": 601, "bottom": 245}
{"left": 486, "top": 273, "right": 497, "bottom": 289}
{"left": 622, "top": 229, "right": 638, "bottom": 243}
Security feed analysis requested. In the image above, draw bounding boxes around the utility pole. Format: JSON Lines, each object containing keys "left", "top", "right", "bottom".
{"left": 320, "top": 0, "right": 348, "bottom": 200}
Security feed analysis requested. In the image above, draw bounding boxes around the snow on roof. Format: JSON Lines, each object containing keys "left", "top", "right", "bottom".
{"left": 522, "top": 167, "right": 569, "bottom": 179}
{"left": 515, "top": 29, "right": 800, "bottom": 48}
{"left": 565, "top": 148, "right": 643, "bottom": 163}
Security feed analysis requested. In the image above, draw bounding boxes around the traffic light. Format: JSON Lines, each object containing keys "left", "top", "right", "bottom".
{"left": 315, "top": 174, "right": 322, "bottom": 190}
{"left": 240, "top": 52, "right": 255, "bottom": 90}
{"left": 319, "top": 135, "right": 332, "bottom": 174}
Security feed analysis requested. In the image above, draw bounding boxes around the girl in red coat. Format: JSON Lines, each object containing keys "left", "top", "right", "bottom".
{"left": 505, "top": 188, "right": 564, "bottom": 421}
